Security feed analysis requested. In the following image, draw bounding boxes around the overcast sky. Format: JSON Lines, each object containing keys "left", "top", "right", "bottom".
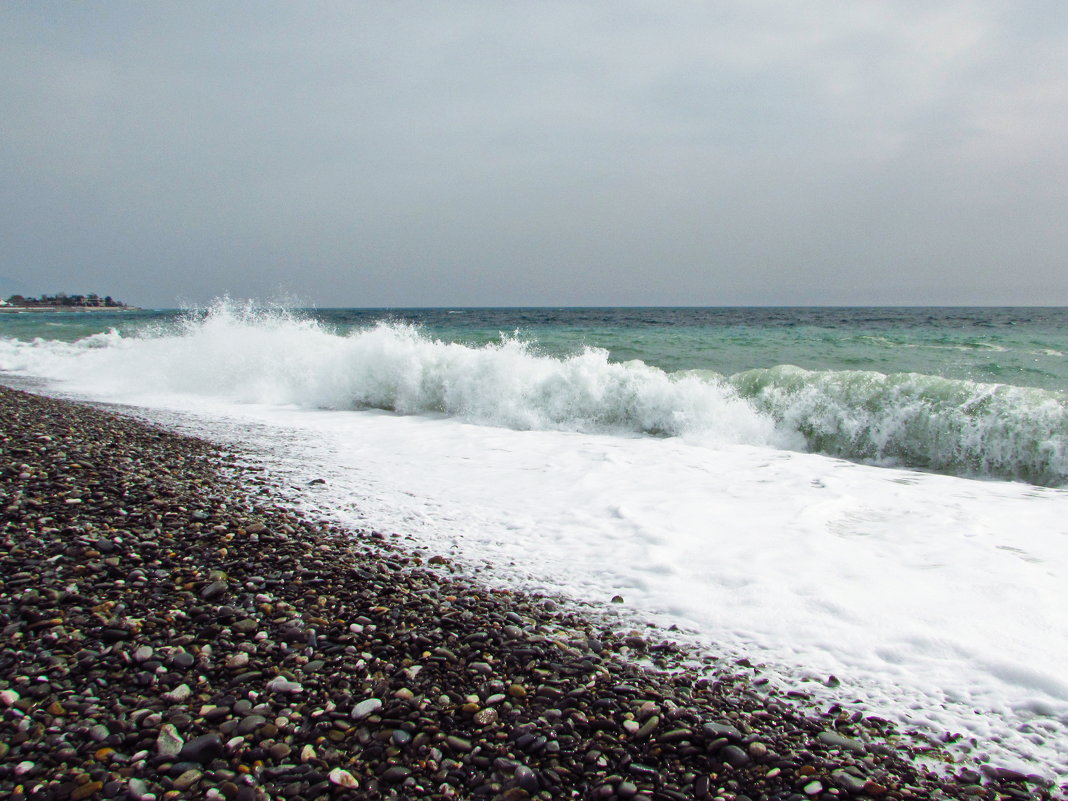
{"left": 2, "top": 2, "right": 1067, "bottom": 308}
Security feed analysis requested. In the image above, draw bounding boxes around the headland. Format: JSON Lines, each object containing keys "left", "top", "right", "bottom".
{"left": 0, "top": 294, "right": 140, "bottom": 313}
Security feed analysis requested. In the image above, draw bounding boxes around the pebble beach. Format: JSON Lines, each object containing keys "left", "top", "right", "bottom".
{"left": 0, "top": 385, "right": 1059, "bottom": 801}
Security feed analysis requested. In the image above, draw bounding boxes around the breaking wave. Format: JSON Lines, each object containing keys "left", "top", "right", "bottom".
{"left": 731, "top": 366, "right": 1068, "bottom": 486}
{"left": 1, "top": 302, "right": 1065, "bottom": 485}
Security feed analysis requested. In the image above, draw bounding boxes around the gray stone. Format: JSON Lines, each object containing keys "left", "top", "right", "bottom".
{"left": 720, "top": 744, "right": 751, "bottom": 767}
{"left": 266, "top": 676, "right": 302, "bottom": 694}
{"left": 817, "top": 730, "right": 867, "bottom": 754}
{"left": 351, "top": 697, "right": 382, "bottom": 720}
{"left": 380, "top": 766, "right": 411, "bottom": 783}
{"left": 237, "top": 714, "right": 268, "bottom": 735}
{"left": 155, "top": 724, "right": 184, "bottom": 758}
{"left": 162, "top": 683, "right": 191, "bottom": 703}
{"left": 200, "top": 580, "right": 228, "bottom": 600}
{"left": 179, "top": 733, "right": 224, "bottom": 763}
{"left": 832, "top": 769, "right": 869, "bottom": 794}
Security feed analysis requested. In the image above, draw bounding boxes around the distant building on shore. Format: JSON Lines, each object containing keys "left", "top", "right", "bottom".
{"left": 2, "top": 293, "right": 134, "bottom": 310}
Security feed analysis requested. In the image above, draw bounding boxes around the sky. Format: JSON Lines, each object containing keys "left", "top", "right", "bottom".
{"left": 2, "top": 2, "right": 1067, "bottom": 308}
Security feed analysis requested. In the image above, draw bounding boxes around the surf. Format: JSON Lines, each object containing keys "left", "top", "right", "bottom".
{"left": 1, "top": 300, "right": 1066, "bottom": 486}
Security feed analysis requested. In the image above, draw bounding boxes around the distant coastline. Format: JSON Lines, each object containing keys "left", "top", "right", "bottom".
{"left": 0, "top": 293, "right": 140, "bottom": 313}
{"left": 0, "top": 305, "right": 142, "bottom": 313}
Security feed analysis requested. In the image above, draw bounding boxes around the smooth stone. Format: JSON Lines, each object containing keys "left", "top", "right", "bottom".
{"left": 720, "top": 744, "right": 751, "bottom": 767}
{"left": 155, "top": 724, "right": 184, "bottom": 757}
{"left": 162, "top": 684, "right": 191, "bottom": 703}
{"left": 380, "top": 766, "right": 411, "bottom": 783}
{"left": 328, "top": 768, "right": 358, "bottom": 789}
{"left": 179, "top": 733, "right": 224, "bottom": 764}
{"left": 445, "top": 735, "right": 473, "bottom": 752}
{"left": 514, "top": 765, "right": 539, "bottom": 793}
{"left": 172, "top": 769, "right": 202, "bottom": 790}
{"left": 266, "top": 676, "right": 302, "bottom": 694}
{"left": 127, "top": 778, "right": 151, "bottom": 800}
{"left": 201, "top": 581, "right": 228, "bottom": 600}
{"left": 817, "top": 730, "right": 867, "bottom": 753}
{"left": 803, "top": 780, "right": 824, "bottom": 796}
{"left": 832, "top": 770, "right": 869, "bottom": 794}
{"left": 237, "top": 714, "right": 268, "bottom": 735}
{"left": 351, "top": 698, "right": 382, "bottom": 720}
{"left": 635, "top": 715, "right": 659, "bottom": 739}
{"left": 702, "top": 721, "right": 744, "bottom": 741}
{"left": 134, "top": 646, "right": 155, "bottom": 663}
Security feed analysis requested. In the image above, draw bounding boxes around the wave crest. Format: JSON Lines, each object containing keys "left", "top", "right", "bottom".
{"left": 2, "top": 302, "right": 1066, "bottom": 485}
{"left": 731, "top": 365, "right": 1068, "bottom": 486}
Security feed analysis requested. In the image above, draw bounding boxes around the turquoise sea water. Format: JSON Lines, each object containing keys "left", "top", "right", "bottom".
{"left": 2, "top": 305, "right": 1067, "bottom": 485}
{"left": 3, "top": 306, "right": 1066, "bottom": 387}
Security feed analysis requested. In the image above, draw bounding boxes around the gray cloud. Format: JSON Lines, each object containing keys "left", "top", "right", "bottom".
{"left": 2, "top": 1, "right": 1067, "bottom": 307}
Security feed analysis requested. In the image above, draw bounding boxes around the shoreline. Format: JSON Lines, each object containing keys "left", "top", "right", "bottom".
{"left": 0, "top": 386, "right": 1058, "bottom": 800}
{"left": 0, "top": 307, "right": 142, "bottom": 314}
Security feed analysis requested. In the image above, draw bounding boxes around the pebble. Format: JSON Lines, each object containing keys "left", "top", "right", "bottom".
{"left": 832, "top": 769, "right": 869, "bottom": 794}
{"left": 162, "top": 683, "right": 191, "bottom": 703}
{"left": 71, "top": 781, "right": 104, "bottom": 800}
{"left": 328, "top": 768, "right": 359, "bottom": 788}
{"left": 201, "top": 580, "right": 229, "bottom": 600}
{"left": 172, "top": 769, "right": 202, "bottom": 790}
{"left": 178, "top": 733, "right": 223, "bottom": 763}
{"left": 0, "top": 386, "right": 1034, "bottom": 801}
{"left": 818, "top": 730, "right": 867, "bottom": 754}
{"left": 380, "top": 766, "right": 412, "bottom": 783}
{"left": 446, "top": 735, "right": 473, "bottom": 752}
{"left": 351, "top": 697, "right": 383, "bottom": 720}
{"left": 155, "top": 724, "right": 184, "bottom": 757}
{"left": 265, "top": 676, "right": 302, "bottom": 694}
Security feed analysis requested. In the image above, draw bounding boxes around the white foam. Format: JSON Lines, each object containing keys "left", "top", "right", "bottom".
{"left": 166, "top": 402, "right": 1068, "bottom": 783}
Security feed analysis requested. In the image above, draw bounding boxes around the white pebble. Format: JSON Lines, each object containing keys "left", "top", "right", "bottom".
{"left": 155, "top": 723, "right": 184, "bottom": 757}
{"left": 351, "top": 697, "right": 383, "bottom": 720}
{"left": 329, "top": 767, "right": 359, "bottom": 788}
{"left": 162, "top": 683, "right": 191, "bottom": 703}
{"left": 266, "top": 676, "right": 303, "bottom": 694}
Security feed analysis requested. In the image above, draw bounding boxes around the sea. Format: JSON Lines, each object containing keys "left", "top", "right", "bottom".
{"left": 1, "top": 302, "right": 1066, "bottom": 785}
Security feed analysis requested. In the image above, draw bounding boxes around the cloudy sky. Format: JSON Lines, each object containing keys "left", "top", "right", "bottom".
{"left": 2, "top": 2, "right": 1066, "bottom": 308}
